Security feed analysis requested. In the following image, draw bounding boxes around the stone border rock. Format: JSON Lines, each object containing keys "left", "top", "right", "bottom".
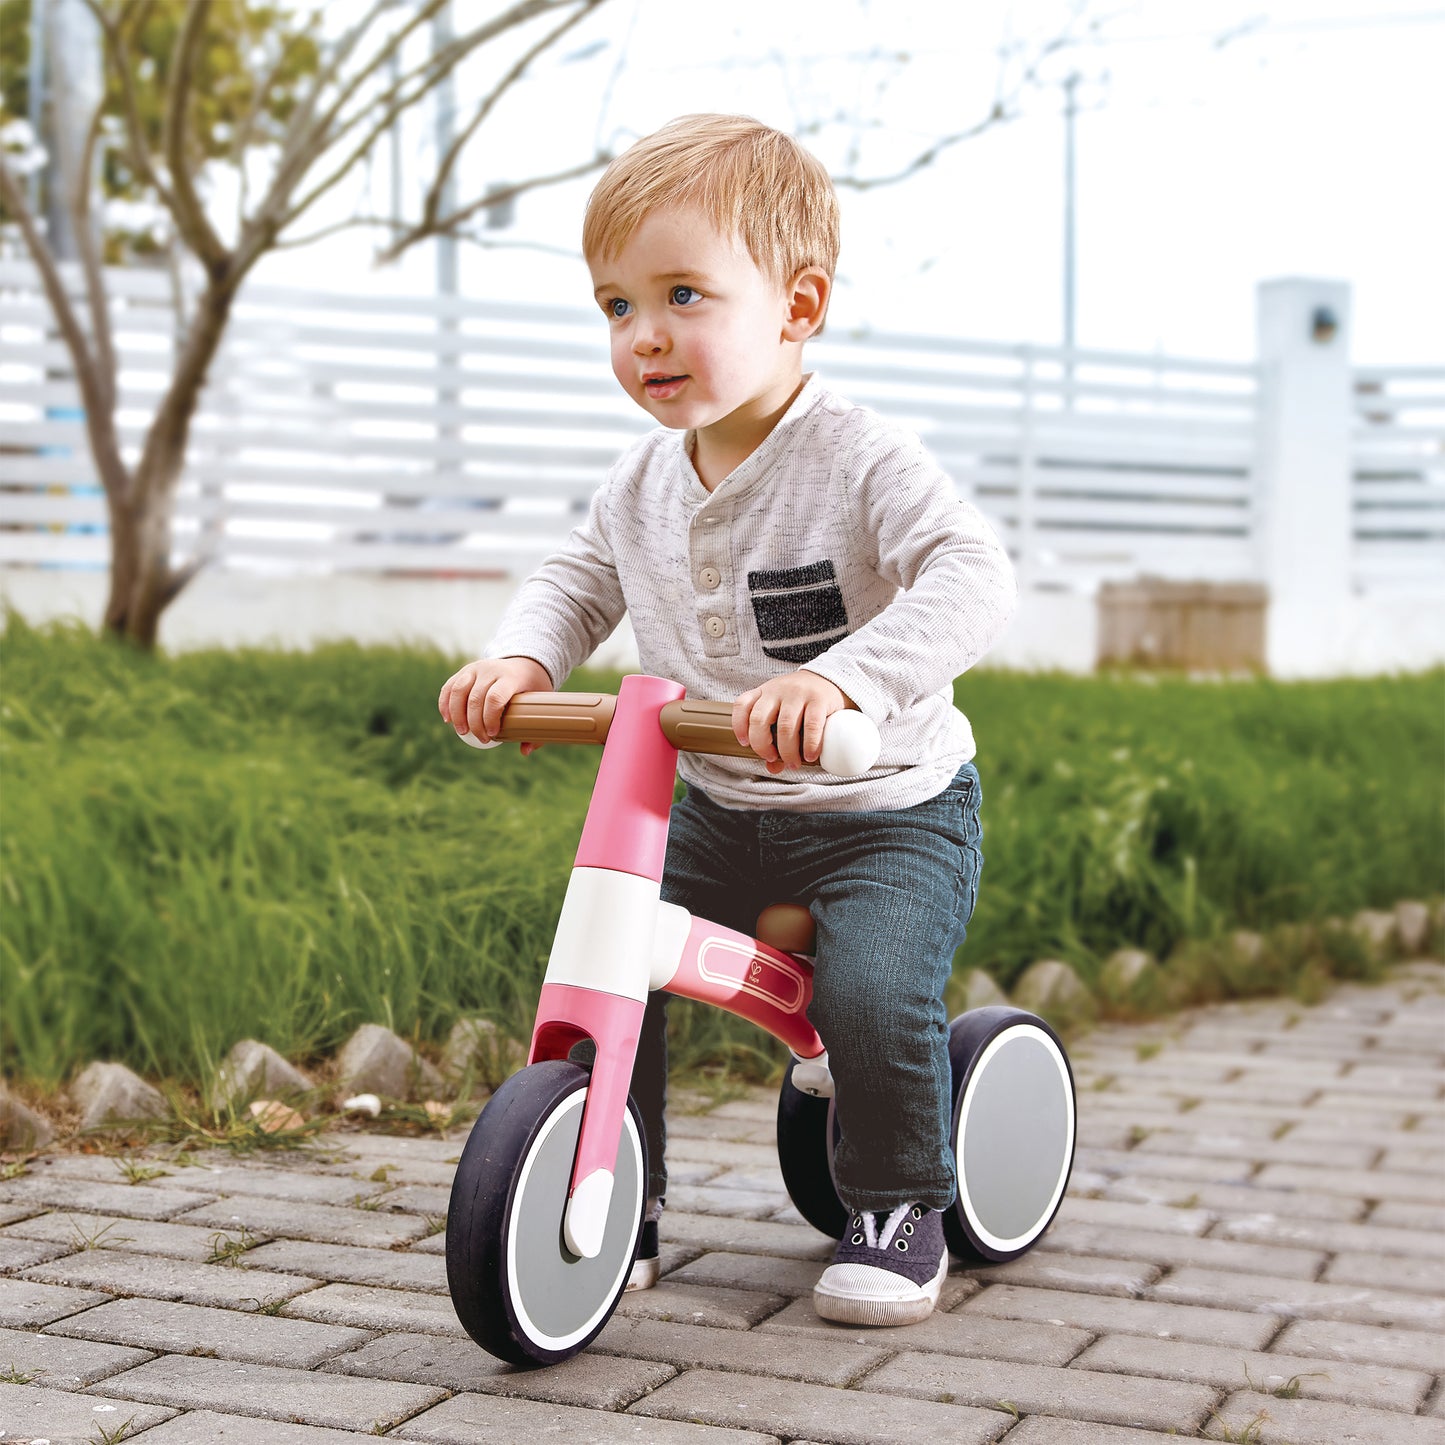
{"left": 4, "top": 897, "right": 1439, "bottom": 1150}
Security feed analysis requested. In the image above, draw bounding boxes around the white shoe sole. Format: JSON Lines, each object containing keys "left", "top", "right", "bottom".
{"left": 625, "top": 1255, "right": 660, "bottom": 1292}
{"left": 812, "top": 1251, "right": 948, "bottom": 1327}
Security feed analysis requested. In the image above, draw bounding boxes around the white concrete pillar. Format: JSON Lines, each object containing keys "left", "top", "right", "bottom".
{"left": 1254, "top": 278, "right": 1354, "bottom": 677}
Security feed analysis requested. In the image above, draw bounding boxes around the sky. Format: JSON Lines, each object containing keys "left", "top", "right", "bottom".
{"left": 246, "top": 0, "right": 1445, "bottom": 366}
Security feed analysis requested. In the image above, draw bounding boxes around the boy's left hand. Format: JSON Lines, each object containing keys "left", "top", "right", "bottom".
{"left": 733, "top": 671, "right": 854, "bottom": 774}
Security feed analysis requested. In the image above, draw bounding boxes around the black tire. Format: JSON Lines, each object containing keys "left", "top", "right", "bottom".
{"left": 943, "top": 1007, "right": 1076, "bottom": 1265}
{"left": 776, "top": 1058, "right": 847, "bottom": 1239}
{"left": 446, "top": 1059, "right": 646, "bottom": 1366}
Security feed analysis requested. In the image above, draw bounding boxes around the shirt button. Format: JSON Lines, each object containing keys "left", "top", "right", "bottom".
{"left": 698, "top": 565, "right": 721, "bottom": 590}
{"left": 704, "top": 615, "right": 726, "bottom": 639}
{"left": 703, "top": 516, "right": 719, "bottom": 526}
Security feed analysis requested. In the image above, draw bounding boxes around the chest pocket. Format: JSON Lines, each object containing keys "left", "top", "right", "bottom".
{"left": 747, "top": 560, "right": 849, "bottom": 664}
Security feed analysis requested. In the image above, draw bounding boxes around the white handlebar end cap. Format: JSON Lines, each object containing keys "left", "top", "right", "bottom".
{"left": 564, "top": 1168, "right": 614, "bottom": 1259}
{"left": 819, "top": 710, "right": 881, "bottom": 777}
{"left": 456, "top": 730, "right": 503, "bottom": 750}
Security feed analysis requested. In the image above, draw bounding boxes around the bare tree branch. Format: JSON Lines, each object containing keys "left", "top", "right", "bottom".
{"left": 72, "top": 88, "right": 118, "bottom": 412}
{"left": 82, "top": 0, "right": 174, "bottom": 211}
{"left": 374, "top": 154, "right": 609, "bottom": 264}
{"left": 423, "top": 0, "right": 604, "bottom": 230}
{"left": 278, "top": 0, "right": 582, "bottom": 233}
{"left": 163, "top": 0, "right": 230, "bottom": 272}
{"left": 0, "top": 154, "right": 130, "bottom": 505}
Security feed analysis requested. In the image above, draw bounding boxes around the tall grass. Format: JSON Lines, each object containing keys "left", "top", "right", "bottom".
{"left": 2, "top": 615, "right": 1440, "bottom": 1089}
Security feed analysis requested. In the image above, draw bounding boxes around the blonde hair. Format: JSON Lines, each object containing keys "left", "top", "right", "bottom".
{"left": 583, "top": 115, "right": 840, "bottom": 291}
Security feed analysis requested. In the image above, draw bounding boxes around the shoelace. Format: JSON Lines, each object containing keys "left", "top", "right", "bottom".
{"left": 851, "top": 1202, "right": 920, "bottom": 1252}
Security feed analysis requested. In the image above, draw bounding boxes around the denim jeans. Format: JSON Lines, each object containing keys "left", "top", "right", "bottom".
{"left": 628, "top": 762, "right": 983, "bottom": 1213}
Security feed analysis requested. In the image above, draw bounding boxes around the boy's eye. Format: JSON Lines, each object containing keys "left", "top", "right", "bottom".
{"left": 670, "top": 286, "right": 702, "bottom": 306}
{"left": 606, "top": 298, "right": 631, "bottom": 319}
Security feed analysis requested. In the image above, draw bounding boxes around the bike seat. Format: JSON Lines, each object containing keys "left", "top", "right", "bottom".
{"left": 755, "top": 903, "right": 816, "bottom": 956}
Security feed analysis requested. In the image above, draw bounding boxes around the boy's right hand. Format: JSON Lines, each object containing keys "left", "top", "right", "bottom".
{"left": 438, "top": 656, "right": 553, "bottom": 746}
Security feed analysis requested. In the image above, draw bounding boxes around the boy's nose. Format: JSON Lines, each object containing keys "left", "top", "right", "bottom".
{"left": 632, "top": 315, "right": 668, "bottom": 354}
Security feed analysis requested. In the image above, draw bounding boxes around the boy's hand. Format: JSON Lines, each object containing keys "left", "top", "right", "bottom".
{"left": 439, "top": 656, "right": 553, "bottom": 751}
{"left": 733, "top": 671, "right": 854, "bottom": 774}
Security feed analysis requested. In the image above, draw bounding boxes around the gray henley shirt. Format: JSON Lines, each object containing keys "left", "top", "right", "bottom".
{"left": 485, "top": 373, "right": 1017, "bottom": 812}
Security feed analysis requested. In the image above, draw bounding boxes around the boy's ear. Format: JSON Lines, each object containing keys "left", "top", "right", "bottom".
{"left": 782, "top": 267, "right": 831, "bottom": 343}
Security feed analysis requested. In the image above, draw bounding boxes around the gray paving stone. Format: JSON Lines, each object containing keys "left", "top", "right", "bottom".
{"left": 664, "top": 1184, "right": 788, "bottom": 1219}
{"left": 755, "top": 1295, "right": 1090, "bottom": 1366}
{"left": 667, "top": 1113, "right": 777, "bottom": 1145}
{"left": 592, "top": 1315, "right": 887, "bottom": 1386}
{"left": 1075, "top": 1145, "right": 1258, "bottom": 1184}
{"left": 1271, "top": 1317, "right": 1445, "bottom": 1372}
{"left": 0, "top": 1277, "right": 110, "bottom": 1328}
{"left": 174, "top": 1195, "right": 429, "bottom": 1248}
{"left": 663, "top": 1251, "right": 830, "bottom": 1300}
{"left": 45, "top": 1296, "right": 372, "bottom": 1367}
{"left": 660, "top": 1211, "right": 835, "bottom": 1261}
{"left": 1213, "top": 1211, "right": 1445, "bottom": 1258}
{"left": 0, "top": 1236, "right": 73, "bottom": 1272}
{"left": 0, "top": 1380, "right": 174, "bottom": 1441}
{"left": 0, "top": 1175, "right": 218, "bottom": 1220}
{"left": 1052, "top": 1195, "right": 1215, "bottom": 1236}
{"left": 965, "top": 1249, "right": 1160, "bottom": 1297}
{"left": 1370, "top": 1199, "right": 1445, "bottom": 1231}
{"left": 394, "top": 1390, "right": 782, "bottom": 1442}
{"left": 3, "top": 1210, "right": 270, "bottom": 1262}
{"left": 366, "top": 1183, "right": 453, "bottom": 1216}
{"left": 1378, "top": 1144, "right": 1445, "bottom": 1173}
{"left": 997, "top": 1421, "right": 1211, "bottom": 1444}
{"left": 22, "top": 1249, "right": 320, "bottom": 1312}
{"left": 151, "top": 1164, "right": 392, "bottom": 1207}
{"left": 665, "top": 1138, "right": 779, "bottom": 1169}
{"left": 410, "top": 1230, "right": 448, "bottom": 1255}
{"left": 611, "top": 1279, "right": 788, "bottom": 1331}
{"left": 243, "top": 1238, "right": 447, "bottom": 1293}
{"left": 0, "top": 1325, "right": 151, "bottom": 1387}
{"left": 0, "top": 1204, "right": 41, "bottom": 1225}
{"left": 1134, "top": 1127, "right": 1377, "bottom": 1168}
{"left": 1073, "top": 1330, "right": 1434, "bottom": 1410}
{"left": 1040, "top": 1219, "right": 1325, "bottom": 1278}
{"left": 1211, "top": 1389, "right": 1445, "bottom": 1444}
{"left": 859, "top": 1350, "right": 1218, "bottom": 1431}
{"left": 959, "top": 1282, "right": 1280, "bottom": 1349}
{"left": 1324, "top": 1250, "right": 1445, "bottom": 1295}
{"left": 322, "top": 1331, "right": 674, "bottom": 1408}
{"left": 117, "top": 1407, "right": 392, "bottom": 1442}
{"left": 321, "top": 1156, "right": 460, "bottom": 1187}
{"left": 627, "top": 1367, "right": 1009, "bottom": 1444}
{"left": 1104, "top": 1175, "right": 1368, "bottom": 1221}
{"left": 706, "top": 1099, "right": 777, "bottom": 1123}
{"left": 1149, "top": 1264, "right": 1445, "bottom": 1330}
{"left": 88, "top": 1353, "right": 447, "bottom": 1432}
{"left": 1254, "top": 1160, "right": 1445, "bottom": 1204}
{"left": 281, "top": 1281, "right": 466, "bottom": 1337}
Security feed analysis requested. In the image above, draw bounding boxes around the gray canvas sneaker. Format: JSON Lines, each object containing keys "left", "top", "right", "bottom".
{"left": 813, "top": 1203, "right": 948, "bottom": 1326}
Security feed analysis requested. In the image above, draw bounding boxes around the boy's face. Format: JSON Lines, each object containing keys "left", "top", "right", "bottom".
{"left": 588, "top": 208, "right": 816, "bottom": 440}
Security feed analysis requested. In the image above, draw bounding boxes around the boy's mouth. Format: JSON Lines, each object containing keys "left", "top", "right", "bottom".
{"left": 643, "top": 374, "right": 688, "bottom": 397}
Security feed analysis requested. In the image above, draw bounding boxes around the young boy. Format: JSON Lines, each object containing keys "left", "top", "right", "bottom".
{"left": 438, "top": 114, "right": 1015, "bottom": 1327}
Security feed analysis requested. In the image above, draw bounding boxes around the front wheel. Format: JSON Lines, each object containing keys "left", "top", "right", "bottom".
{"left": 776, "top": 1059, "right": 846, "bottom": 1240}
{"left": 446, "top": 1059, "right": 647, "bottom": 1366}
{"left": 944, "top": 1007, "right": 1076, "bottom": 1265}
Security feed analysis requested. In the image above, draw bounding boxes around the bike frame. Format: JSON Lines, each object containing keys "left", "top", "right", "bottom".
{"left": 522, "top": 674, "right": 827, "bottom": 1258}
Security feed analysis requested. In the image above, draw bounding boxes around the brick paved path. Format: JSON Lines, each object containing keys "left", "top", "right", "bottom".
{"left": 2, "top": 963, "right": 1442, "bottom": 1444}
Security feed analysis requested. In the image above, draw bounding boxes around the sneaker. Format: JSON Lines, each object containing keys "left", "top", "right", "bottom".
{"left": 625, "top": 1196, "right": 663, "bottom": 1292}
{"left": 813, "top": 1203, "right": 948, "bottom": 1326}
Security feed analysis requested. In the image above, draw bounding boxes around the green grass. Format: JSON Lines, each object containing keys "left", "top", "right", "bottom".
{"left": 2, "top": 614, "right": 1440, "bottom": 1091}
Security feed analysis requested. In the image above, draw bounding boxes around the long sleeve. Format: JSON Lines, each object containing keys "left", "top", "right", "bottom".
{"left": 483, "top": 479, "right": 627, "bottom": 688}
{"left": 801, "top": 432, "right": 1017, "bottom": 724}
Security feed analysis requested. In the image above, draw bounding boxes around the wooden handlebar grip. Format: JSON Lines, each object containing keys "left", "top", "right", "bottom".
{"left": 658, "top": 699, "right": 754, "bottom": 758}
{"left": 495, "top": 692, "right": 617, "bottom": 745}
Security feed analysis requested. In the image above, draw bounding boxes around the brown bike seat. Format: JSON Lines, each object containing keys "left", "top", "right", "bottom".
{"left": 755, "top": 903, "right": 816, "bottom": 956}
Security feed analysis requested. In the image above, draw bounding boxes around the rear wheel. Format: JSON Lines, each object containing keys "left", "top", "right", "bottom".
{"left": 943, "top": 1007, "right": 1076, "bottom": 1265}
{"left": 446, "top": 1059, "right": 646, "bottom": 1366}
{"left": 776, "top": 1060, "right": 847, "bottom": 1239}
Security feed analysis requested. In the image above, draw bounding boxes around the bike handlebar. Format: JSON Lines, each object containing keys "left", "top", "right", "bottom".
{"left": 457, "top": 691, "right": 881, "bottom": 777}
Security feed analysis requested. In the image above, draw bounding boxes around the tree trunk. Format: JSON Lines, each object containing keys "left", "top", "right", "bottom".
{"left": 103, "top": 277, "right": 237, "bottom": 648}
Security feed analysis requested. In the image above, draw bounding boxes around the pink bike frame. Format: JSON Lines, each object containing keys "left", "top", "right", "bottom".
{"left": 523, "top": 675, "right": 826, "bottom": 1235}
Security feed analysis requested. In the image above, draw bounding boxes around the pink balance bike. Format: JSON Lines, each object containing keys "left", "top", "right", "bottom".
{"left": 445, "top": 675, "right": 1076, "bottom": 1366}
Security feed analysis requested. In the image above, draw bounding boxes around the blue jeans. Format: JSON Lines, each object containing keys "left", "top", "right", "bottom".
{"left": 629, "top": 762, "right": 983, "bottom": 1212}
